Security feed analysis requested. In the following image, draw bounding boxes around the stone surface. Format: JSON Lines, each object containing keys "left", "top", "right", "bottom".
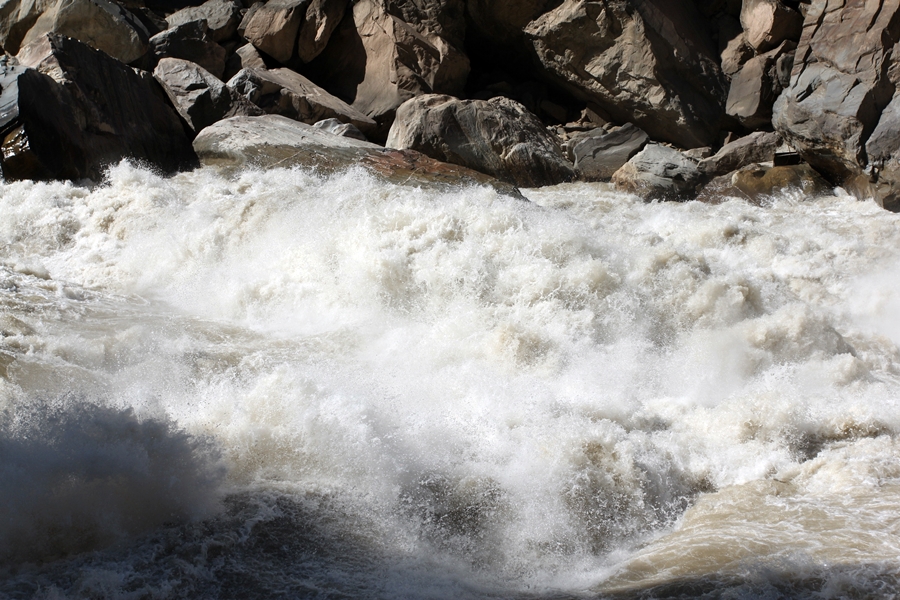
{"left": 525, "top": 0, "right": 728, "bottom": 148}
{"left": 238, "top": 0, "right": 307, "bottom": 64}
{"left": 193, "top": 114, "right": 523, "bottom": 197}
{"left": 296, "top": 0, "right": 348, "bottom": 62}
{"left": 385, "top": 94, "right": 574, "bottom": 188}
{"left": 150, "top": 20, "right": 226, "bottom": 79}
{"left": 726, "top": 40, "right": 795, "bottom": 128}
{"left": 698, "top": 163, "right": 830, "bottom": 204}
{"left": 223, "top": 43, "right": 267, "bottom": 80}
{"left": 3, "top": 34, "right": 194, "bottom": 181}
{"left": 773, "top": 0, "right": 900, "bottom": 182}
{"left": 166, "top": 0, "right": 243, "bottom": 42}
{"left": 226, "top": 66, "right": 375, "bottom": 132}
{"left": 720, "top": 33, "right": 754, "bottom": 77}
{"left": 740, "top": 0, "right": 803, "bottom": 52}
{"left": 312, "top": 117, "right": 367, "bottom": 141}
{"left": 611, "top": 144, "right": 703, "bottom": 200}
{"left": 569, "top": 123, "right": 649, "bottom": 182}
{"left": 154, "top": 58, "right": 261, "bottom": 133}
{"left": 6, "top": 0, "right": 149, "bottom": 63}
{"left": 699, "top": 131, "right": 781, "bottom": 177}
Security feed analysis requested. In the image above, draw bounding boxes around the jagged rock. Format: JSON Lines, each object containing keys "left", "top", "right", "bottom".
{"left": 226, "top": 66, "right": 375, "bottom": 132}
{"left": 223, "top": 43, "right": 267, "bottom": 80}
{"left": 385, "top": 94, "right": 574, "bottom": 187}
{"left": 698, "top": 163, "right": 830, "bottom": 203}
{"left": 2, "top": 34, "right": 194, "bottom": 181}
{"left": 150, "top": 21, "right": 226, "bottom": 79}
{"left": 297, "top": 0, "right": 348, "bottom": 62}
{"left": 384, "top": 0, "right": 465, "bottom": 48}
{"left": 611, "top": 144, "right": 703, "bottom": 200}
{"left": 569, "top": 123, "right": 649, "bottom": 182}
{"left": 726, "top": 40, "right": 795, "bottom": 128}
{"left": 3, "top": 0, "right": 149, "bottom": 63}
{"left": 740, "top": 0, "right": 802, "bottom": 52}
{"left": 773, "top": 0, "right": 900, "bottom": 183}
{"left": 193, "top": 114, "right": 523, "bottom": 197}
{"left": 312, "top": 117, "right": 366, "bottom": 141}
{"left": 305, "top": 0, "right": 469, "bottom": 135}
{"left": 238, "top": 0, "right": 306, "bottom": 64}
{"left": 720, "top": 33, "right": 754, "bottom": 78}
{"left": 154, "top": 58, "right": 261, "bottom": 133}
{"left": 166, "top": 0, "right": 243, "bottom": 42}
{"left": 699, "top": 131, "right": 781, "bottom": 177}
{"left": 525, "top": 0, "right": 728, "bottom": 148}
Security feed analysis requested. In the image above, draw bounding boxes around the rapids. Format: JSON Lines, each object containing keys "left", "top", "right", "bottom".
{"left": 1, "top": 162, "right": 899, "bottom": 598}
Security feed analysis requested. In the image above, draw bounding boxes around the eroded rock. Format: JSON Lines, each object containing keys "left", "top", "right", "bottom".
{"left": 611, "top": 144, "right": 703, "bottom": 200}
{"left": 166, "top": 0, "right": 243, "bottom": 42}
{"left": 699, "top": 131, "right": 781, "bottom": 177}
{"left": 569, "top": 123, "right": 649, "bottom": 182}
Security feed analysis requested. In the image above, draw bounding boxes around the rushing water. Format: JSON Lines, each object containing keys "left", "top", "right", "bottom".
{"left": 1, "top": 162, "right": 900, "bottom": 598}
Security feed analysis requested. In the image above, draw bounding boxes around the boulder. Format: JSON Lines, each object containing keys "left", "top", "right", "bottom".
{"left": 385, "top": 94, "right": 574, "bottom": 188}
{"left": 720, "top": 33, "right": 754, "bottom": 78}
{"left": 740, "top": 0, "right": 803, "bottom": 52}
{"left": 773, "top": 0, "right": 900, "bottom": 183}
{"left": 525, "top": 0, "right": 728, "bottom": 148}
{"left": 726, "top": 40, "right": 795, "bottom": 128}
{"left": 238, "top": 0, "right": 307, "bottom": 64}
{"left": 297, "top": 0, "right": 348, "bottom": 62}
{"left": 154, "top": 58, "right": 261, "bottom": 133}
{"left": 223, "top": 43, "right": 267, "bottom": 80}
{"left": 569, "top": 123, "right": 649, "bottom": 182}
{"left": 193, "top": 114, "right": 523, "bottom": 197}
{"left": 166, "top": 0, "right": 243, "bottom": 42}
{"left": 226, "top": 66, "right": 375, "bottom": 132}
{"left": 2, "top": 34, "right": 194, "bottom": 181}
{"left": 699, "top": 131, "right": 780, "bottom": 177}
{"left": 4, "top": 0, "right": 149, "bottom": 63}
{"left": 698, "top": 163, "right": 831, "bottom": 204}
{"left": 312, "top": 117, "right": 367, "bottom": 141}
{"left": 611, "top": 144, "right": 703, "bottom": 200}
{"left": 150, "top": 20, "right": 226, "bottom": 79}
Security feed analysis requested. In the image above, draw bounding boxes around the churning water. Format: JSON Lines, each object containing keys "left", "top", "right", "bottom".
{"left": 1, "top": 162, "right": 900, "bottom": 598}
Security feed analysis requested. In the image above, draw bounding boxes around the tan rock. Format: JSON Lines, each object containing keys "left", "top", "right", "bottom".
{"left": 238, "top": 0, "right": 307, "bottom": 64}
{"left": 740, "top": 0, "right": 802, "bottom": 52}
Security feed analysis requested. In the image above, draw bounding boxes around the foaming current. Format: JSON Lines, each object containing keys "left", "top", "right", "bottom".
{"left": 2, "top": 162, "right": 900, "bottom": 598}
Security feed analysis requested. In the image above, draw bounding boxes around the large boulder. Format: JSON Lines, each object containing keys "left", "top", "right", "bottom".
{"left": 773, "top": 0, "right": 900, "bottom": 183}
{"left": 149, "top": 21, "right": 226, "bottom": 79}
{"left": 611, "top": 144, "right": 703, "bottom": 200}
{"left": 385, "top": 94, "right": 574, "bottom": 187}
{"left": 166, "top": 0, "right": 243, "bottom": 42}
{"left": 525, "top": 0, "right": 728, "bottom": 148}
{"left": 193, "top": 114, "right": 523, "bottom": 197}
{"left": 698, "top": 163, "right": 831, "bottom": 204}
{"left": 2, "top": 0, "right": 149, "bottom": 63}
{"left": 154, "top": 58, "right": 261, "bottom": 133}
{"left": 726, "top": 40, "right": 795, "bottom": 128}
{"left": 297, "top": 0, "right": 349, "bottom": 62}
{"left": 226, "top": 66, "right": 375, "bottom": 133}
{"left": 238, "top": 0, "right": 306, "bottom": 64}
{"left": 740, "top": 0, "right": 803, "bottom": 52}
{"left": 1, "top": 34, "right": 194, "bottom": 181}
{"left": 570, "top": 123, "right": 648, "bottom": 182}
{"left": 699, "top": 131, "right": 780, "bottom": 177}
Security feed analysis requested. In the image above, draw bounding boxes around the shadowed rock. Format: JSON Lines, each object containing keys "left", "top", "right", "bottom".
{"left": 166, "top": 0, "right": 243, "bottom": 42}
{"left": 726, "top": 40, "right": 795, "bottom": 129}
{"left": 150, "top": 20, "right": 226, "bottom": 79}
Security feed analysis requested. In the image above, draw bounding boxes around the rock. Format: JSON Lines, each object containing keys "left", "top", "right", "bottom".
{"left": 385, "top": 94, "right": 574, "bottom": 188}
{"left": 150, "top": 20, "right": 226, "bottom": 80}
{"left": 5, "top": 0, "right": 150, "bottom": 63}
{"left": 740, "top": 0, "right": 802, "bottom": 52}
{"left": 525, "top": 0, "right": 728, "bottom": 148}
{"left": 193, "top": 114, "right": 523, "bottom": 197}
{"left": 466, "top": 0, "right": 555, "bottom": 45}
{"left": 698, "top": 163, "right": 830, "bottom": 204}
{"left": 296, "top": 0, "right": 348, "bottom": 62}
{"left": 726, "top": 40, "right": 795, "bottom": 128}
{"left": 223, "top": 43, "right": 267, "bottom": 80}
{"left": 238, "top": 0, "right": 307, "bottom": 64}
{"left": 3, "top": 34, "right": 194, "bottom": 181}
{"left": 312, "top": 117, "right": 366, "bottom": 141}
{"left": 683, "top": 147, "right": 712, "bottom": 160}
{"left": 699, "top": 131, "right": 780, "bottom": 176}
{"left": 720, "top": 33, "right": 754, "bottom": 77}
{"left": 166, "top": 0, "right": 243, "bottom": 42}
{"left": 569, "top": 123, "right": 649, "bottom": 182}
{"left": 226, "top": 66, "right": 375, "bottom": 132}
{"left": 611, "top": 144, "right": 703, "bottom": 200}
{"left": 773, "top": 0, "right": 900, "bottom": 183}
{"left": 154, "top": 58, "right": 261, "bottom": 133}
{"left": 305, "top": 0, "right": 469, "bottom": 135}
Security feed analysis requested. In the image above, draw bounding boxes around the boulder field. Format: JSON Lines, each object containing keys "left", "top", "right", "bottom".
{"left": 1, "top": 0, "right": 899, "bottom": 208}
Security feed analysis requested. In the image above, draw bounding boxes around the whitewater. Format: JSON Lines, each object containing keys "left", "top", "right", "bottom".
{"left": 1, "top": 162, "right": 899, "bottom": 598}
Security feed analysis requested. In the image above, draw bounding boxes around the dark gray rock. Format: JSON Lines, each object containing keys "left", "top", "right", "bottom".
{"left": 166, "top": 0, "right": 243, "bottom": 42}
{"left": 699, "top": 131, "right": 781, "bottom": 177}
{"left": 611, "top": 144, "right": 703, "bottom": 200}
{"left": 569, "top": 123, "right": 648, "bottom": 182}
{"left": 3, "top": 34, "right": 194, "bottom": 181}
{"left": 312, "top": 117, "right": 367, "bottom": 141}
{"left": 385, "top": 93, "right": 574, "bottom": 187}
{"left": 150, "top": 20, "right": 226, "bottom": 80}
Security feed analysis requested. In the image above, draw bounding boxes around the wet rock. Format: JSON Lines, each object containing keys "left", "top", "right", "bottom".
{"left": 385, "top": 94, "right": 574, "bottom": 188}
{"left": 312, "top": 117, "right": 366, "bottom": 141}
{"left": 740, "top": 0, "right": 802, "bottom": 52}
{"left": 238, "top": 0, "right": 306, "bottom": 64}
{"left": 226, "top": 66, "right": 375, "bottom": 133}
{"left": 525, "top": 0, "right": 728, "bottom": 148}
{"left": 611, "top": 144, "right": 703, "bottom": 200}
{"left": 154, "top": 58, "right": 261, "bottom": 133}
{"left": 2, "top": 34, "right": 194, "bottom": 181}
{"left": 699, "top": 131, "right": 780, "bottom": 177}
{"left": 569, "top": 123, "right": 649, "bottom": 182}
{"left": 150, "top": 20, "right": 226, "bottom": 80}
{"left": 726, "top": 40, "right": 795, "bottom": 129}
{"left": 3, "top": 0, "right": 150, "bottom": 63}
{"left": 193, "top": 114, "right": 523, "bottom": 197}
{"left": 698, "top": 163, "right": 831, "bottom": 204}
{"left": 166, "top": 0, "right": 243, "bottom": 42}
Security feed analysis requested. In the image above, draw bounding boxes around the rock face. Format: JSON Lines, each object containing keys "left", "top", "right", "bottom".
{"left": 149, "top": 20, "right": 226, "bottom": 79}
{"left": 773, "top": 0, "right": 900, "bottom": 182}
{"left": 726, "top": 40, "right": 795, "bottom": 128}
{"left": 2, "top": 34, "right": 194, "bottom": 181}
{"left": 154, "top": 58, "right": 261, "bottom": 133}
{"left": 699, "top": 131, "right": 780, "bottom": 177}
{"left": 526, "top": 0, "right": 728, "bottom": 148}
{"left": 611, "top": 144, "right": 703, "bottom": 200}
{"left": 226, "top": 66, "right": 376, "bottom": 132}
{"left": 740, "top": 0, "right": 802, "bottom": 52}
{"left": 238, "top": 0, "right": 307, "bottom": 64}
{"left": 570, "top": 123, "right": 648, "bottom": 181}
{"left": 193, "top": 114, "right": 523, "bottom": 196}
{"left": 166, "top": 0, "right": 242, "bottom": 42}
{"left": 386, "top": 94, "right": 574, "bottom": 187}
{"left": 297, "top": 0, "right": 349, "bottom": 62}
